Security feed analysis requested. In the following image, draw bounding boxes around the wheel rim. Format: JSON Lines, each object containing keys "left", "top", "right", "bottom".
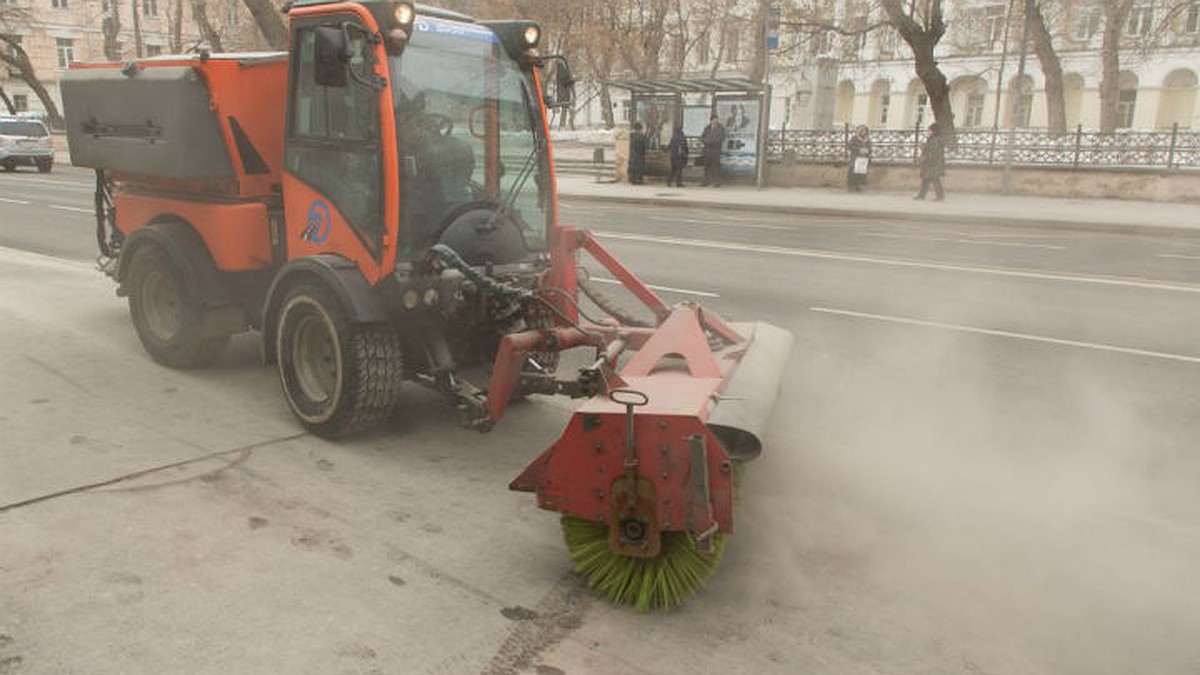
{"left": 140, "top": 268, "right": 184, "bottom": 342}
{"left": 291, "top": 311, "right": 339, "bottom": 404}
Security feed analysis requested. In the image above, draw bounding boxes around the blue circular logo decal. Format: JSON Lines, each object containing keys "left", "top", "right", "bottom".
{"left": 302, "top": 200, "right": 331, "bottom": 244}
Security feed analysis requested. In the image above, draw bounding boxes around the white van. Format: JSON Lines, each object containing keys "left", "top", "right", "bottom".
{"left": 0, "top": 115, "right": 54, "bottom": 173}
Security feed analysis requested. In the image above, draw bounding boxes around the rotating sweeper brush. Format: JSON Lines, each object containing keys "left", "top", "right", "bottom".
{"left": 509, "top": 229, "right": 793, "bottom": 610}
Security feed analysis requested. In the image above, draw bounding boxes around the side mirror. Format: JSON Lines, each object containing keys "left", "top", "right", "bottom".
{"left": 542, "top": 56, "right": 575, "bottom": 109}
{"left": 314, "top": 26, "right": 348, "bottom": 88}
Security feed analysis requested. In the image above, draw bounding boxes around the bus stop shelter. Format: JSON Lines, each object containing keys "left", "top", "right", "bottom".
{"left": 607, "top": 76, "right": 770, "bottom": 186}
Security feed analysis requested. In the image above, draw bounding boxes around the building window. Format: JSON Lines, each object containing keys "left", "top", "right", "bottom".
{"left": 1118, "top": 88, "right": 1138, "bottom": 127}
{"left": 879, "top": 93, "right": 890, "bottom": 125}
{"left": 101, "top": 0, "right": 110, "bottom": 10}
{"left": 145, "top": 44, "right": 162, "bottom": 57}
{"left": 12, "top": 94, "right": 27, "bottom": 112}
{"left": 878, "top": 28, "right": 898, "bottom": 57}
{"left": 915, "top": 93, "right": 930, "bottom": 126}
{"left": 978, "top": 5, "right": 1007, "bottom": 49}
{"left": 142, "top": 0, "right": 157, "bottom": 17}
{"left": 965, "top": 93, "right": 986, "bottom": 127}
{"left": 1075, "top": 6, "right": 1101, "bottom": 40}
{"left": 56, "top": 38, "right": 74, "bottom": 68}
{"left": 1185, "top": 3, "right": 1199, "bottom": 33}
{"left": 51, "top": 0, "right": 68, "bottom": 8}
{"left": 724, "top": 26, "right": 740, "bottom": 63}
{"left": 1013, "top": 93, "right": 1033, "bottom": 127}
{"left": 696, "top": 32, "right": 710, "bottom": 63}
{"left": 1127, "top": 5, "right": 1153, "bottom": 36}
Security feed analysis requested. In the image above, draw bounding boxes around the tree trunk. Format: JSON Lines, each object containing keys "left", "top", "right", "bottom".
{"left": 913, "top": 41, "right": 954, "bottom": 137}
{"left": 172, "top": 0, "right": 184, "bottom": 52}
{"left": 599, "top": 82, "right": 614, "bottom": 129}
{"left": 1098, "top": 0, "right": 1133, "bottom": 132}
{"left": 241, "top": 0, "right": 289, "bottom": 50}
{"left": 0, "top": 86, "right": 15, "bottom": 115}
{"left": 1027, "top": 0, "right": 1066, "bottom": 133}
{"left": 131, "top": 0, "right": 144, "bottom": 57}
{"left": 190, "top": 0, "right": 224, "bottom": 52}
{"left": 747, "top": 0, "right": 770, "bottom": 83}
{"left": 0, "top": 40, "right": 64, "bottom": 129}
{"left": 102, "top": 0, "right": 123, "bottom": 60}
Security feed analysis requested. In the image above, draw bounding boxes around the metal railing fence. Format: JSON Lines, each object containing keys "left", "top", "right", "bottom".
{"left": 767, "top": 123, "right": 1199, "bottom": 170}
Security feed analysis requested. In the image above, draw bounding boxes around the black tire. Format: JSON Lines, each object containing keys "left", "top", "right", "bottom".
{"left": 36, "top": 159, "right": 52, "bottom": 173}
{"left": 275, "top": 282, "right": 403, "bottom": 438}
{"left": 127, "top": 242, "right": 229, "bottom": 368}
{"left": 2, "top": 163, "right": 14, "bottom": 172}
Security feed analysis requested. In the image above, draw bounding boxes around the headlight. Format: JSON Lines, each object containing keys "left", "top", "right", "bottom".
{"left": 393, "top": 2, "right": 414, "bottom": 28}
{"left": 523, "top": 24, "right": 540, "bottom": 48}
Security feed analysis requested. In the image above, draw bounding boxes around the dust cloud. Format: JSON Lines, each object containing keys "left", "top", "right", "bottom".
{"left": 740, "top": 310, "right": 1200, "bottom": 675}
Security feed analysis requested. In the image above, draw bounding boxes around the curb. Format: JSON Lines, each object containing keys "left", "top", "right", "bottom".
{"left": 556, "top": 190, "right": 1200, "bottom": 240}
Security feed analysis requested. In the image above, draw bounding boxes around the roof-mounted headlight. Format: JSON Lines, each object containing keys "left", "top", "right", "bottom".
{"left": 393, "top": 2, "right": 415, "bottom": 28}
{"left": 523, "top": 24, "right": 540, "bottom": 48}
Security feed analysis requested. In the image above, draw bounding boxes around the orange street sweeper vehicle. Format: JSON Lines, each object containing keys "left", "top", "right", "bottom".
{"left": 61, "top": 1, "right": 792, "bottom": 610}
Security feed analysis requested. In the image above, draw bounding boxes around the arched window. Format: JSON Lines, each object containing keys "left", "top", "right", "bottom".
{"left": 867, "top": 79, "right": 891, "bottom": 127}
{"left": 1063, "top": 73, "right": 1085, "bottom": 129}
{"left": 1155, "top": 69, "right": 1197, "bottom": 129}
{"left": 1008, "top": 74, "right": 1034, "bottom": 128}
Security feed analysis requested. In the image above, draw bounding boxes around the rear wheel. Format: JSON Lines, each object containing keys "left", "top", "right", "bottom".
{"left": 275, "top": 283, "right": 403, "bottom": 437}
{"left": 2, "top": 162, "right": 14, "bottom": 172}
{"left": 36, "top": 159, "right": 52, "bottom": 173}
{"left": 127, "top": 243, "right": 229, "bottom": 368}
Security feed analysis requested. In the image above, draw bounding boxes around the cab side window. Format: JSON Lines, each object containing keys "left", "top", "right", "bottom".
{"left": 287, "top": 24, "right": 383, "bottom": 251}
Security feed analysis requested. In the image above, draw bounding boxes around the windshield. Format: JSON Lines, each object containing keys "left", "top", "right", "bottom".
{"left": 389, "top": 19, "right": 548, "bottom": 259}
{"left": 0, "top": 121, "right": 49, "bottom": 137}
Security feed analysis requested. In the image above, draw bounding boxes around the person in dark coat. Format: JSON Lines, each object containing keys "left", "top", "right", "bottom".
{"left": 846, "top": 125, "right": 872, "bottom": 192}
{"left": 699, "top": 114, "right": 725, "bottom": 187}
{"left": 627, "top": 121, "right": 646, "bottom": 185}
{"left": 666, "top": 125, "right": 688, "bottom": 187}
{"left": 914, "top": 122, "right": 946, "bottom": 201}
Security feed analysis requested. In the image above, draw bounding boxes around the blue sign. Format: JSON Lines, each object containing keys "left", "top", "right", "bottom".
{"left": 302, "top": 199, "right": 331, "bottom": 244}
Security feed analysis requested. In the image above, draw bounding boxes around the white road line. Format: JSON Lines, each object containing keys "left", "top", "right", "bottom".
{"left": 647, "top": 215, "right": 789, "bottom": 231}
{"left": 1159, "top": 253, "right": 1200, "bottom": 260}
{"left": 0, "top": 197, "right": 30, "bottom": 205}
{"left": 48, "top": 204, "right": 93, "bottom": 214}
{"left": 4, "top": 177, "right": 93, "bottom": 189}
{"left": 589, "top": 276, "right": 719, "bottom": 298}
{"left": 810, "top": 306, "right": 1200, "bottom": 365}
{"left": 862, "top": 231, "right": 1066, "bottom": 250}
{"left": 593, "top": 231, "right": 1200, "bottom": 295}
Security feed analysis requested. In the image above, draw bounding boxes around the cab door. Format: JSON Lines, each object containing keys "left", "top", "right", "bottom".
{"left": 282, "top": 13, "right": 397, "bottom": 284}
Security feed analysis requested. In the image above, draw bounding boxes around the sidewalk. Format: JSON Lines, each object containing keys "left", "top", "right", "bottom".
{"left": 554, "top": 172, "right": 1200, "bottom": 237}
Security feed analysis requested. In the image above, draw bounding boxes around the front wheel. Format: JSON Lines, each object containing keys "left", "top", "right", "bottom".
{"left": 127, "top": 242, "right": 229, "bottom": 368}
{"left": 275, "top": 283, "right": 403, "bottom": 437}
{"left": 36, "top": 159, "right": 52, "bottom": 173}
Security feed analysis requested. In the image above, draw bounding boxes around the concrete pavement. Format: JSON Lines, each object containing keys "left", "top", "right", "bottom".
{"left": 554, "top": 172, "right": 1200, "bottom": 236}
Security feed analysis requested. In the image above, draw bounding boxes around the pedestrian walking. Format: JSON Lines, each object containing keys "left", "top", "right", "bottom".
{"left": 914, "top": 122, "right": 946, "bottom": 201}
{"left": 846, "top": 125, "right": 872, "bottom": 192}
{"left": 627, "top": 121, "right": 647, "bottom": 185}
{"left": 666, "top": 125, "right": 688, "bottom": 188}
{"left": 699, "top": 114, "right": 725, "bottom": 187}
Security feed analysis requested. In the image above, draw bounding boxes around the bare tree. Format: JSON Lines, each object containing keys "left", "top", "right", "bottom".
{"left": 241, "top": 0, "right": 288, "bottom": 50}
{"left": 0, "top": 85, "right": 15, "bottom": 115}
{"left": 879, "top": 0, "right": 955, "bottom": 136}
{"left": 1026, "top": 0, "right": 1068, "bottom": 132}
{"left": 190, "top": 0, "right": 224, "bottom": 51}
{"left": 132, "top": 0, "right": 144, "bottom": 57}
{"left": 0, "top": 35, "right": 65, "bottom": 128}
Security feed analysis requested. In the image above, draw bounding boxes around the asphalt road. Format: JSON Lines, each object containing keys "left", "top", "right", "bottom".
{"left": 2, "top": 164, "right": 1199, "bottom": 674}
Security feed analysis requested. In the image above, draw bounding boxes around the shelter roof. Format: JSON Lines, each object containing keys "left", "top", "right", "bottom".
{"left": 605, "top": 77, "right": 765, "bottom": 95}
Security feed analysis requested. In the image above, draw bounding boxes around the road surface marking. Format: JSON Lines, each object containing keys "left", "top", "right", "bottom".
{"left": 862, "top": 231, "right": 1066, "bottom": 250}
{"left": 49, "top": 204, "right": 94, "bottom": 214}
{"left": 810, "top": 306, "right": 1200, "bottom": 364}
{"left": 1159, "top": 253, "right": 1200, "bottom": 260}
{"left": 593, "top": 231, "right": 1200, "bottom": 295}
{"left": 589, "top": 276, "right": 719, "bottom": 298}
{"left": 0, "top": 197, "right": 30, "bottom": 205}
{"left": 5, "top": 177, "right": 93, "bottom": 189}
{"left": 647, "top": 215, "right": 789, "bottom": 231}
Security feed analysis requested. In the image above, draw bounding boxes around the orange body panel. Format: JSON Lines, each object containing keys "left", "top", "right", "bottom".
{"left": 113, "top": 193, "right": 273, "bottom": 271}
{"left": 283, "top": 3, "right": 401, "bottom": 284}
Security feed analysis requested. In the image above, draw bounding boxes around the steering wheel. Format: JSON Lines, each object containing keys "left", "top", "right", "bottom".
{"left": 423, "top": 113, "right": 454, "bottom": 137}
